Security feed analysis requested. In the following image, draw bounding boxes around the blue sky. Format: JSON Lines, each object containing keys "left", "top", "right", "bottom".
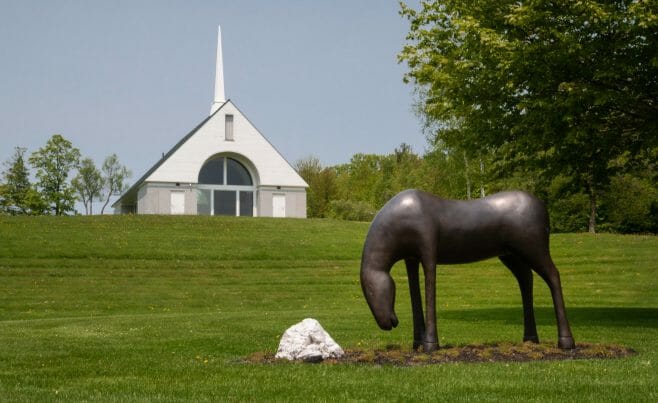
{"left": 0, "top": 1, "right": 424, "bottom": 210}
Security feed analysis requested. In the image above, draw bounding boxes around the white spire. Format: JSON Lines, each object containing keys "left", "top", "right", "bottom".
{"left": 210, "top": 25, "right": 225, "bottom": 114}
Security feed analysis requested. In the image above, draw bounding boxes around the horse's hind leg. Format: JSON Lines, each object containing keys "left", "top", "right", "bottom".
{"left": 523, "top": 251, "right": 576, "bottom": 349}
{"left": 500, "top": 255, "right": 539, "bottom": 343}
{"left": 405, "top": 258, "right": 425, "bottom": 350}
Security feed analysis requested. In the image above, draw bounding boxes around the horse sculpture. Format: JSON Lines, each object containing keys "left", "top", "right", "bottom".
{"left": 360, "top": 189, "right": 575, "bottom": 352}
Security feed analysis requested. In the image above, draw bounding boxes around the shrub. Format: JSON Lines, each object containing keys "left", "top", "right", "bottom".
{"left": 328, "top": 199, "right": 376, "bottom": 222}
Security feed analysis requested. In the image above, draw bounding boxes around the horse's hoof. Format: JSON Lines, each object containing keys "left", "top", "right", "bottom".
{"left": 413, "top": 340, "right": 423, "bottom": 351}
{"left": 524, "top": 335, "right": 540, "bottom": 344}
{"left": 423, "top": 341, "right": 439, "bottom": 353}
{"left": 558, "top": 336, "right": 576, "bottom": 350}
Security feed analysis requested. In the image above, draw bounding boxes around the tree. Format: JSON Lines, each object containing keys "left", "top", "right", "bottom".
{"left": 100, "top": 154, "right": 131, "bottom": 214}
{"left": 28, "top": 135, "right": 80, "bottom": 215}
{"left": 0, "top": 147, "right": 45, "bottom": 215}
{"left": 1, "top": 147, "right": 31, "bottom": 214}
{"left": 400, "top": 0, "right": 658, "bottom": 232}
{"left": 372, "top": 143, "right": 424, "bottom": 206}
{"left": 72, "top": 158, "right": 103, "bottom": 215}
{"left": 334, "top": 153, "right": 385, "bottom": 207}
{"left": 295, "top": 156, "right": 338, "bottom": 218}
{"left": 601, "top": 173, "right": 658, "bottom": 233}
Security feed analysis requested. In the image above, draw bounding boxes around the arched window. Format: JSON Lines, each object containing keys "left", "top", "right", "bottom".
{"left": 197, "top": 156, "right": 255, "bottom": 216}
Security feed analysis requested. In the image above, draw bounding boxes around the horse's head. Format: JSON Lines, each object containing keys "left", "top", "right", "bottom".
{"left": 360, "top": 264, "right": 398, "bottom": 330}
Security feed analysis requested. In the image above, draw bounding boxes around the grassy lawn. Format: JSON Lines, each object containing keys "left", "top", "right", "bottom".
{"left": 0, "top": 215, "right": 656, "bottom": 401}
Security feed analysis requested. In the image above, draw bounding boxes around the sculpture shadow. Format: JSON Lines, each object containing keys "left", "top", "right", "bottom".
{"left": 440, "top": 307, "right": 658, "bottom": 328}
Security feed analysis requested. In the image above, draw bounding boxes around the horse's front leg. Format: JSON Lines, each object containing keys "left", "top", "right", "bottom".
{"left": 405, "top": 258, "right": 425, "bottom": 350}
{"left": 421, "top": 258, "right": 438, "bottom": 352}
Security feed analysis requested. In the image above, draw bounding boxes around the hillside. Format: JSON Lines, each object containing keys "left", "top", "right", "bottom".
{"left": 0, "top": 216, "right": 656, "bottom": 401}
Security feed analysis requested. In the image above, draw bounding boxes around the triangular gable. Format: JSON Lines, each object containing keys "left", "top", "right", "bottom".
{"left": 113, "top": 100, "right": 307, "bottom": 209}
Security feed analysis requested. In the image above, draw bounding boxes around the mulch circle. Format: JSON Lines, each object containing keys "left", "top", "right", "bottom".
{"left": 245, "top": 342, "right": 635, "bottom": 366}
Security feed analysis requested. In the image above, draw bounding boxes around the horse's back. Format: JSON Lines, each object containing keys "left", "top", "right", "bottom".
{"left": 433, "top": 191, "right": 551, "bottom": 263}
{"left": 367, "top": 189, "right": 551, "bottom": 264}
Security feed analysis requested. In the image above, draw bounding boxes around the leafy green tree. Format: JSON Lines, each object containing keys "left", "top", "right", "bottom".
{"left": 28, "top": 135, "right": 80, "bottom": 215}
{"left": 420, "top": 148, "right": 470, "bottom": 199}
{"left": 100, "top": 154, "right": 131, "bottom": 214}
{"left": 328, "top": 145, "right": 429, "bottom": 218}
{"left": 601, "top": 173, "right": 658, "bottom": 233}
{"left": 334, "top": 153, "right": 384, "bottom": 206}
{"left": 391, "top": 143, "right": 424, "bottom": 193}
{"left": 295, "top": 156, "right": 338, "bottom": 218}
{"left": 1, "top": 147, "right": 31, "bottom": 214}
{"left": 400, "top": 0, "right": 658, "bottom": 232}
{"left": 0, "top": 147, "right": 45, "bottom": 215}
{"left": 72, "top": 158, "right": 103, "bottom": 215}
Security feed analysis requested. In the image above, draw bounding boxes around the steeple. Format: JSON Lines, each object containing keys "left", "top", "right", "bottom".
{"left": 210, "top": 25, "right": 225, "bottom": 114}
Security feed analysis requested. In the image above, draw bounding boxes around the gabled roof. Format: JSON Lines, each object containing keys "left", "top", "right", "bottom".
{"left": 112, "top": 99, "right": 307, "bottom": 209}
{"left": 112, "top": 101, "right": 227, "bottom": 209}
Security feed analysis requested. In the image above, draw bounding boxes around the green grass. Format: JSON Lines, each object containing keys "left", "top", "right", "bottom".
{"left": 0, "top": 215, "right": 656, "bottom": 401}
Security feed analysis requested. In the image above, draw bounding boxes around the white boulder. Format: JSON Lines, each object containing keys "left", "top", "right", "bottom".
{"left": 275, "top": 318, "right": 344, "bottom": 361}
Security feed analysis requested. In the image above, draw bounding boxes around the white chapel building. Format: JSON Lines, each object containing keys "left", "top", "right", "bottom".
{"left": 113, "top": 27, "right": 308, "bottom": 217}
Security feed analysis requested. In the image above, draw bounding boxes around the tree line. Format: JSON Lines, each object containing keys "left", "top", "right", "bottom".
{"left": 296, "top": 140, "right": 657, "bottom": 233}
{"left": 0, "top": 134, "right": 131, "bottom": 215}
{"left": 396, "top": 0, "right": 658, "bottom": 233}
{"left": 297, "top": 0, "right": 657, "bottom": 234}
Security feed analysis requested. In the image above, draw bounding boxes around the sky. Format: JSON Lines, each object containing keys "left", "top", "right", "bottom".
{"left": 0, "top": 0, "right": 425, "bottom": 212}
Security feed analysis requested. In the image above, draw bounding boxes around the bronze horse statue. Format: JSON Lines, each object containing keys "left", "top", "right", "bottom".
{"left": 360, "top": 189, "right": 575, "bottom": 352}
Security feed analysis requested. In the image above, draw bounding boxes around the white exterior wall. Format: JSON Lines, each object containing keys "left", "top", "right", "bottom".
{"left": 137, "top": 183, "right": 197, "bottom": 215}
{"left": 259, "top": 187, "right": 307, "bottom": 218}
{"left": 136, "top": 182, "right": 306, "bottom": 217}
{"left": 146, "top": 101, "right": 307, "bottom": 188}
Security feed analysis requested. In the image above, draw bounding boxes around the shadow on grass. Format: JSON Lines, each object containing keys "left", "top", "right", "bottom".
{"left": 441, "top": 307, "right": 658, "bottom": 328}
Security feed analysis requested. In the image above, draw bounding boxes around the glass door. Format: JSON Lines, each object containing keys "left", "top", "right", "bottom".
{"left": 214, "top": 190, "right": 236, "bottom": 216}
